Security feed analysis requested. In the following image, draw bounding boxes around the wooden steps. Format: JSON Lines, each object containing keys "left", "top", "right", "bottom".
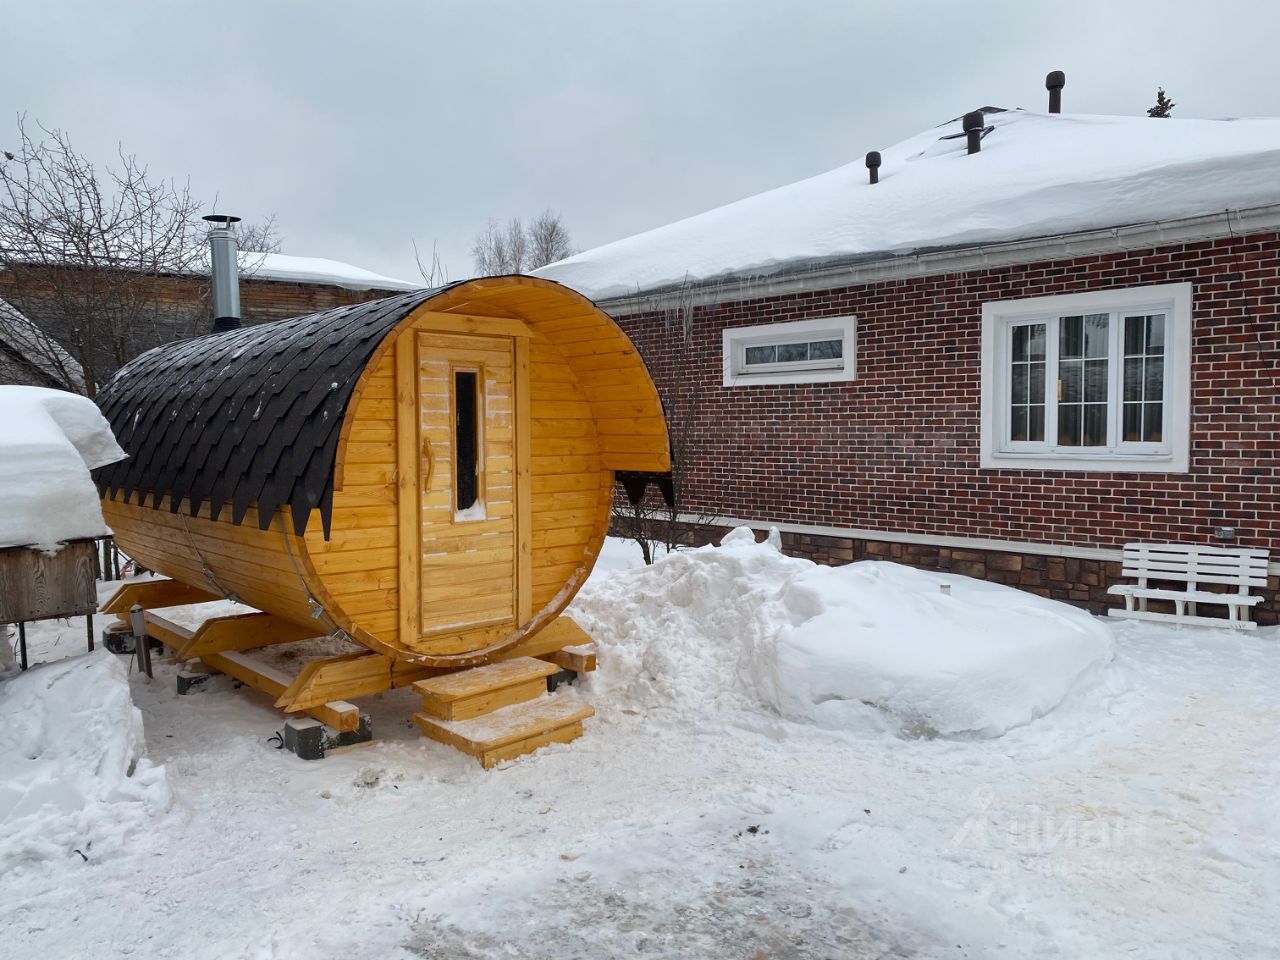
{"left": 415, "top": 656, "right": 558, "bottom": 721}
{"left": 412, "top": 656, "right": 593, "bottom": 767}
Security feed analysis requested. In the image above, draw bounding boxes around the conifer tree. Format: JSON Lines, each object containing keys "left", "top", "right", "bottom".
{"left": 1147, "top": 87, "right": 1176, "bottom": 118}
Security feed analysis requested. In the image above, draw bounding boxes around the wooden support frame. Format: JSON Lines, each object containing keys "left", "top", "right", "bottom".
{"left": 179, "top": 612, "right": 322, "bottom": 660}
{"left": 139, "top": 612, "right": 360, "bottom": 732}
{"left": 276, "top": 652, "right": 423, "bottom": 712}
{"left": 102, "top": 578, "right": 221, "bottom": 616}
{"left": 544, "top": 645, "right": 597, "bottom": 674}
{"left": 202, "top": 651, "right": 361, "bottom": 733}
{"left": 275, "top": 615, "right": 596, "bottom": 713}
{"left": 140, "top": 610, "right": 320, "bottom": 660}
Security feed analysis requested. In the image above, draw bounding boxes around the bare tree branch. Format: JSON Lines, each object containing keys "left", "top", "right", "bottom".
{"left": 0, "top": 114, "right": 208, "bottom": 395}
{"left": 471, "top": 211, "right": 573, "bottom": 275}
{"left": 527, "top": 209, "right": 574, "bottom": 268}
{"left": 413, "top": 238, "right": 450, "bottom": 286}
{"left": 236, "top": 213, "right": 281, "bottom": 253}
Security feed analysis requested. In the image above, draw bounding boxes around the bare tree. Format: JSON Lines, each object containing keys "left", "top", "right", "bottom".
{"left": 413, "top": 238, "right": 450, "bottom": 287}
{"left": 472, "top": 217, "right": 520, "bottom": 275}
{"left": 471, "top": 210, "right": 573, "bottom": 275}
{"left": 230, "top": 214, "right": 283, "bottom": 282}
{"left": 0, "top": 116, "right": 206, "bottom": 396}
{"left": 527, "top": 209, "right": 574, "bottom": 267}
{"left": 236, "top": 213, "right": 282, "bottom": 253}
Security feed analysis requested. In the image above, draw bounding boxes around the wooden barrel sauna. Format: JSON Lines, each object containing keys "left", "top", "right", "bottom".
{"left": 94, "top": 276, "right": 670, "bottom": 667}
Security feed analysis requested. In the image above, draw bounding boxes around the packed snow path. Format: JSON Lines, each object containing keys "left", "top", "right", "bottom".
{"left": 1, "top": 541, "right": 1277, "bottom": 959}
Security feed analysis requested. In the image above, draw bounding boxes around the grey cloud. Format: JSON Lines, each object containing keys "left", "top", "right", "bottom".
{"left": 3, "top": 0, "right": 1276, "bottom": 284}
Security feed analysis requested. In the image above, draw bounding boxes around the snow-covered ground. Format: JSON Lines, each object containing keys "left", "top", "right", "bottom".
{"left": 2, "top": 535, "right": 1278, "bottom": 959}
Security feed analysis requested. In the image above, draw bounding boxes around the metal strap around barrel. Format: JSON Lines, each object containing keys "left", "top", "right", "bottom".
{"left": 275, "top": 512, "right": 349, "bottom": 642}
{"left": 178, "top": 513, "right": 240, "bottom": 604}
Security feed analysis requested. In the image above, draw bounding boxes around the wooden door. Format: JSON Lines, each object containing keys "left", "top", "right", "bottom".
{"left": 414, "top": 331, "right": 518, "bottom": 639}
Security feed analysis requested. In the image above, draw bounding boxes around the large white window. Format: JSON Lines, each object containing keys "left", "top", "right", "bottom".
{"left": 980, "top": 283, "right": 1191, "bottom": 472}
{"left": 722, "top": 315, "right": 856, "bottom": 387}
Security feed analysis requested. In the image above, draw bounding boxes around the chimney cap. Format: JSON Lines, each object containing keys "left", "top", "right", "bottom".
{"left": 203, "top": 214, "right": 242, "bottom": 225}
{"left": 1045, "top": 70, "right": 1066, "bottom": 90}
{"left": 962, "top": 110, "right": 986, "bottom": 132}
{"left": 865, "top": 150, "right": 882, "bottom": 169}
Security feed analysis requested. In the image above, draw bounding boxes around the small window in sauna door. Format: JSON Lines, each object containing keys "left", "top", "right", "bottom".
{"left": 414, "top": 332, "right": 518, "bottom": 638}
{"left": 453, "top": 370, "right": 481, "bottom": 517}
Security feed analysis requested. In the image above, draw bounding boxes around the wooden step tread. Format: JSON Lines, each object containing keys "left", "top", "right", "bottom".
{"left": 414, "top": 695, "right": 594, "bottom": 752}
{"left": 413, "top": 656, "right": 558, "bottom": 703}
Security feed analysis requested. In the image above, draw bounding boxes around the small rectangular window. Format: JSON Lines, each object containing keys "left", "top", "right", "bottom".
{"left": 722, "top": 316, "right": 856, "bottom": 386}
{"left": 740, "top": 337, "right": 844, "bottom": 372}
{"left": 454, "top": 370, "right": 479, "bottom": 513}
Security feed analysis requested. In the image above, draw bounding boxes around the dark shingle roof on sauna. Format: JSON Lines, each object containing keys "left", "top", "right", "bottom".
{"left": 94, "top": 285, "right": 453, "bottom": 538}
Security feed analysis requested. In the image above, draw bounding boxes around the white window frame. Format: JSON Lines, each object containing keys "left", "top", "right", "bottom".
{"left": 722, "top": 315, "right": 856, "bottom": 387}
{"left": 980, "top": 283, "right": 1191, "bottom": 472}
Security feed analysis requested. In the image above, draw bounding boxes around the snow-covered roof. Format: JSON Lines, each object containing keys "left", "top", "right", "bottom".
{"left": 236, "top": 252, "right": 418, "bottom": 291}
{"left": 0, "top": 298, "right": 85, "bottom": 392}
{"left": 0, "top": 386, "right": 126, "bottom": 551}
{"left": 536, "top": 110, "right": 1280, "bottom": 300}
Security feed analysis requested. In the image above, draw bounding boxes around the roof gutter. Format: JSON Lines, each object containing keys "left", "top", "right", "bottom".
{"left": 596, "top": 201, "right": 1280, "bottom": 316}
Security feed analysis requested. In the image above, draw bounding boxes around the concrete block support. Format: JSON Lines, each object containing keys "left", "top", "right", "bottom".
{"left": 283, "top": 714, "right": 373, "bottom": 760}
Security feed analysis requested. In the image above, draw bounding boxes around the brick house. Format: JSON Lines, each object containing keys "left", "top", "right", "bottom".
{"left": 226, "top": 252, "right": 419, "bottom": 326}
{"left": 538, "top": 106, "right": 1280, "bottom": 620}
{"left": 0, "top": 251, "right": 417, "bottom": 391}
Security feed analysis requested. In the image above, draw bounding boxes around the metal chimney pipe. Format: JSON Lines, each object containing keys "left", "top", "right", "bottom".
{"left": 204, "top": 214, "right": 242, "bottom": 333}
{"left": 1046, "top": 71, "right": 1065, "bottom": 114}
{"left": 865, "top": 151, "right": 882, "bottom": 185}
{"left": 963, "top": 111, "right": 985, "bottom": 154}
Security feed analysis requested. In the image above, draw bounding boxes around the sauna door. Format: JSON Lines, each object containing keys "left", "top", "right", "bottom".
{"left": 414, "top": 331, "right": 518, "bottom": 641}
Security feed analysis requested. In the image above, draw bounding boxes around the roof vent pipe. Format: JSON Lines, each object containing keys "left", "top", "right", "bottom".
{"left": 865, "top": 151, "right": 882, "bottom": 184}
{"left": 1046, "top": 70, "right": 1065, "bottom": 114}
{"left": 204, "top": 214, "right": 242, "bottom": 334}
{"left": 963, "top": 112, "right": 985, "bottom": 154}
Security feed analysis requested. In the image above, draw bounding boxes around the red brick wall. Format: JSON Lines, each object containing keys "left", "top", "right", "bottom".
{"left": 237, "top": 277, "right": 399, "bottom": 326}
{"left": 0, "top": 265, "right": 402, "bottom": 387}
{"left": 614, "top": 231, "right": 1280, "bottom": 554}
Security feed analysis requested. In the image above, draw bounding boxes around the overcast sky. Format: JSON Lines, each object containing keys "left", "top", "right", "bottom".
{"left": 5, "top": 1, "right": 1278, "bottom": 284}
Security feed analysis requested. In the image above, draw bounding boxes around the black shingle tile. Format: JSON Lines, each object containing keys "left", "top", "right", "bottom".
{"left": 94, "top": 285, "right": 451, "bottom": 538}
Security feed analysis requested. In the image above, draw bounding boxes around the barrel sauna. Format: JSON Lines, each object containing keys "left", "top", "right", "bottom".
{"left": 94, "top": 276, "right": 670, "bottom": 667}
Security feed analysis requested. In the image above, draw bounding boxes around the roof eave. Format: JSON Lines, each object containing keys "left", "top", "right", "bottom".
{"left": 596, "top": 201, "right": 1280, "bottom": 316}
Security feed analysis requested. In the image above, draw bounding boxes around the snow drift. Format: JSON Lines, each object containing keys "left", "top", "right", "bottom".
{"left": 0, "top": 651, "right": 168, "bottom": 871}
{"left": 0, "top": 386, "right": 126, "bottom": 551}
{"left": 570, "top": 528, "right": 1114, "bottom": 738}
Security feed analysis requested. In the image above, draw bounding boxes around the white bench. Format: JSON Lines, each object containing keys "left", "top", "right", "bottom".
{"left": 1107, "top": 543, "right": 1269, "bottom": 630}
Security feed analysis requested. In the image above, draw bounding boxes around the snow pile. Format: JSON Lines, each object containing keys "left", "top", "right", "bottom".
{"left": 0, "top": 386, "right": 126, "bottom": 551}
{"left": 571, "top": 527, "right": 1114, "bottom": 737}
{"left": 0, "top": 651, "right": 168, "bottom": 871}
{"left": 237, "top": 251, "right": 418, "bottom": 291}
{"left": 536, "top": 110, "right": 1280, "bottom": 299}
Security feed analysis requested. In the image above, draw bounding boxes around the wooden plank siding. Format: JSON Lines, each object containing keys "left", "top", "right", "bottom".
{"left": 100, "top": 276, "right": 667, "bottom": 669}
{"left": 415, "top": 331, "right": 518, "bottom": 638}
